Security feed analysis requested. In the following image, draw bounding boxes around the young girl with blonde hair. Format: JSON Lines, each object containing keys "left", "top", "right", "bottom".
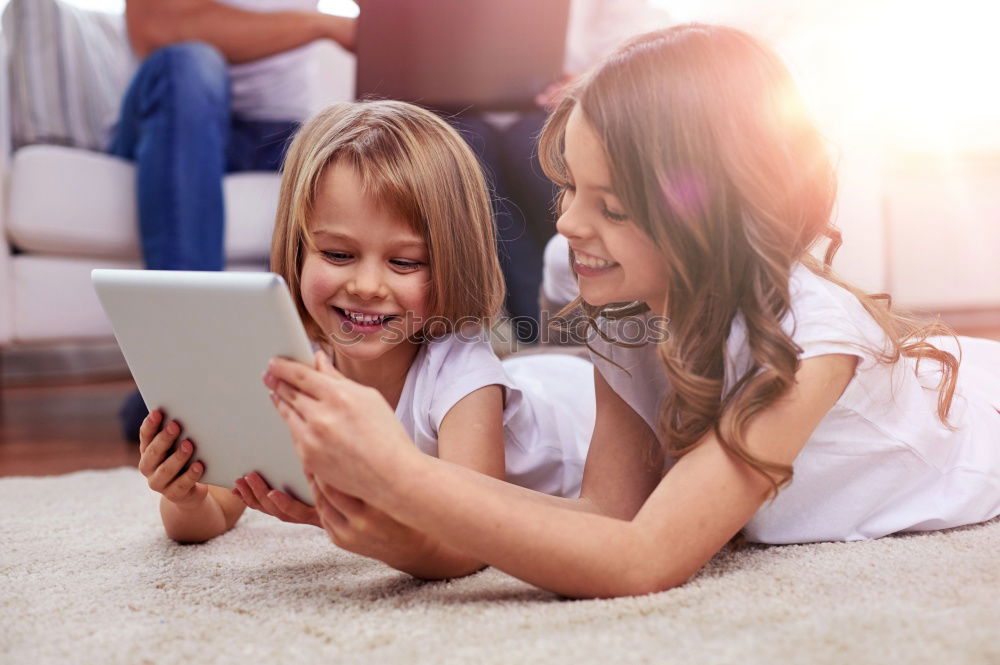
{"left": 266, "top": 24, "right": 1000, "bottom": 598}
{"left": 136, "top": 100, "right": 593, "bottom": 579}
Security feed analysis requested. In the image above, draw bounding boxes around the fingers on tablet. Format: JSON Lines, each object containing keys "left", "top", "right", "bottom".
{"left": 262, "top": 370, "right": 277, "bottom": 390}
{"left": 138, "top": 422, "right": 167, "bottom": 476}
{"left": 271, "top": 491, "right": 315, "bottom": 525}
{"left": 244, "top": 474, "right": 269, "bottom": 505}
{"left": 138, "top": 409, "right": 163, "bottom": 453}
{"left": 233, "top": 478, "right": 261, "bottom": 511}
{"left": 247, "top": 473, "right": 283, "bottom": 516}
{"left": 147, "top": 437, "right": 191, "bottom": 492}
{"left": 140, "top": 420, "right": 178, "bottom": 472}
{"left": 165, "top": 461, "right": 203, "bottom": 502}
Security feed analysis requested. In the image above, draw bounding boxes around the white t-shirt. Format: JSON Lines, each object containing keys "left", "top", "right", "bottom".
{"left": 588, "top": 263, "right": 1000, "bottom": 543}
{"left": 219, "top": 0, "right": 318, "bottom": 122}
{"left": 394, "top": 330, "right": 594, "bottom": 498}
{"left": 542, "top": 234, "right": 579, "bottom": 307}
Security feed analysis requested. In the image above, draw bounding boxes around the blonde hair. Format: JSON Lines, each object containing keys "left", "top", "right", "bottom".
{"left": 271, "top": 100, "right": 505, "bottom": 341}
{"left": 540, "top": 25, "right": 958, "bottom": 495}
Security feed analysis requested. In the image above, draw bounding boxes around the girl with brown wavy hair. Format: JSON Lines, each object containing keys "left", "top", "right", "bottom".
{"left": 265, "top": 25, "right": 1000, "bottom": 598}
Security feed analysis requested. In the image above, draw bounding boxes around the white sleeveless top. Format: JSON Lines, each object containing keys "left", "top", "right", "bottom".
{"left": 394, "top": 330, "right": 594, "bottom": 498}
{"left": 588, "top": 264, "right": 1000, "bottom": 543}
{"left": 220, "top": 0, "right": 318, "bottom": 122}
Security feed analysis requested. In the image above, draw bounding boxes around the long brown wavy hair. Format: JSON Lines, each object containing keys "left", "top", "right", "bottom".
{"left": 539, "top": 24, "right": 958, "bottom": 495}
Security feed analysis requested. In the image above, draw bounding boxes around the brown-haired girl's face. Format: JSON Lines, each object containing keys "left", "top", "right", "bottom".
{"left": 300, "top": 163, "right": 431, "bottom": 364}
{"left": 556, "top": 107, "right": 669, "bottom": 310}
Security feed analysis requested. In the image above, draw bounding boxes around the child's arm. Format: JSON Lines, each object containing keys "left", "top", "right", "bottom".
{"left": 159, "top": 485, "right": 246, "bottom": 544}
{"left": 386, "top": 383, "right": 506, "bottom": 578}
{"left": 139, "top": 410, "right": 247, "bottom": 543}
{"left": 271, "top": 352, "right": 857, "bottom": 598}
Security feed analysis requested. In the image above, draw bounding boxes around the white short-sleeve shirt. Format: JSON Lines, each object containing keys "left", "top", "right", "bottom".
{"left": 218, "top": 0, "right": 318, "bottom": 122}
{"left": 394, "top": 330, "right": 594, "bottom": 498}
{"left": 588, "top": 264, "right": 1000, "bottom": 543}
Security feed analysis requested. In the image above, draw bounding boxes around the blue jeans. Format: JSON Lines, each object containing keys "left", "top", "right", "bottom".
{"left": 447, "top": 111, "right": 557, "bottom": 344}
{"left": 107, "top": 42, "right": 299, "bottom": 271}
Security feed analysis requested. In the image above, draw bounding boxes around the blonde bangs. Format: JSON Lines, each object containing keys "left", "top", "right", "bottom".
{"left": 270, "top": 100, "right": 505, "bottom": 341}
{"left": 342, "top": 145, "right": 426, "bottom": 241}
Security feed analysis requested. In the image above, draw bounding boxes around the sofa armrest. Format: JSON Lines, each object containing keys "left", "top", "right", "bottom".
{"left": 1, "top": 22, "right": 11, "bottom": 204}
{"left": 1, "top": 17, "right": 14, "bottom": 345}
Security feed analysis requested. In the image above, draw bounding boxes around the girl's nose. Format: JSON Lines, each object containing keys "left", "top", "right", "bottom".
{"left": 345, "top": 263, "right": 388, "bottom": 300}
{"left": 555, "top": 197, "right": 589, "bottom": 241}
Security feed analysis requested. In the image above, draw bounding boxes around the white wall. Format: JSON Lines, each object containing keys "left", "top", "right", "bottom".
{"left": 656, "top": 0, "right": 1000, "bottom": 306}
{"left": 18, "top": 0, "right": 358, "bottom": 16}
{"left": 10, "top": 0, "right": 998, "bottom": 309}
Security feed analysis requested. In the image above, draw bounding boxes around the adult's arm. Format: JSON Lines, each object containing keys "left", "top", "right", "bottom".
{"left": 378, "top": 354, "right": 857, "bottom": 597}
{"left": 386, "top": 369, "right": 663, "bottom": 577}
{"left": 125, "top": 0, "right": 355, "bottom": 62}
{"left": 274, "top": 353, "right": 856, "bottom": 598}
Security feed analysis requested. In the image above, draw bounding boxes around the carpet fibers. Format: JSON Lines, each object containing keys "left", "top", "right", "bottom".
{"left": 1, "top": 468, "right": 997, "bottom": 664}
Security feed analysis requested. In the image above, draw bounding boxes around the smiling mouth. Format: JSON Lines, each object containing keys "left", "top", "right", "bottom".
{"left": 574, "top": 254, "right": 618, "bottom": 269}
{"left": 572, "top": 250, "right": 620, "bottom": 276}
{"left": 334, "top": 307, "right": 400, "bottom": 328}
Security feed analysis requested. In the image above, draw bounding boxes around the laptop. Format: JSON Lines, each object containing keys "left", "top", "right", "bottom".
{"left": 355, "top": 0, "right": 572, "bottom": 111}
{"left": 92, "top": 269, "right": 316, "bottom": 502}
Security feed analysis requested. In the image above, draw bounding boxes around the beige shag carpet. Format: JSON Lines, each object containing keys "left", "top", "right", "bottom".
{"left": 1, "top": 468, "right": 997, "bottom": 665}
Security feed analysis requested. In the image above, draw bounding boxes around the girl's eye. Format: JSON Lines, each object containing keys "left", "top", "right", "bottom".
{"left": 321, "top": 251, "right": 352, "bottom": 263}
{"left": 602, "top": 204, "right": 629, "bottom": 223}
{"left": 390, "top": 259, "right": 423, "bottom": 271}
{"left": 559, "top": 184, "right": 576, "bottom": 215}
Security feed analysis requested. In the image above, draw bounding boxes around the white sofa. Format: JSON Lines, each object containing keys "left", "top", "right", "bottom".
{"left": 0, "top": 7, "right": 354, "bottom": 350}
{"left": 2, "top": 4, "right": 998, "bottom": 357}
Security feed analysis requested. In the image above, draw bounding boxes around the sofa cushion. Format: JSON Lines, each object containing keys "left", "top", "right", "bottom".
{"left": 12, "top": 254, "right": 140, "bottom": 341}
{"left": 10, "top": 254, "right": 269, "bottom": 342}
{"left": 8, "top": 145, "right": 281, "bottom": 263}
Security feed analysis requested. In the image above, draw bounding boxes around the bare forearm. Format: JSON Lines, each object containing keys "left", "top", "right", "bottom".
{"left": 362, "top": 467, "right": 599, "bottom": 581}
{"left": 428, "top": 461, "right": 603, "bottom": 514}
{"left": 389, "top": 540, "right": 488, "bottom": 581}
{"left": 126, "top": 0, "right": 354, "bottom": 62}
{"left": 160, "top": 486, "right": 244, "bottom": 543}
{"left": 373, "top": 458, "right": 669, "bottom": 598}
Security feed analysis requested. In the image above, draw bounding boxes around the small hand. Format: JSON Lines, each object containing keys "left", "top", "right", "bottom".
{"left": 137, "top": 409, "right": 208, "bottom": 509}
{"left": 232, "top": 472, "right": 320, "bottom": 527}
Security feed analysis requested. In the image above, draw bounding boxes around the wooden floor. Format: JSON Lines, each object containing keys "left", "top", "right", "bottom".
{"left": 3, "top": 320, "right": 999, "bottom": 478}
{"left": 0, "top": 378, "right": 139, "bottom": 476}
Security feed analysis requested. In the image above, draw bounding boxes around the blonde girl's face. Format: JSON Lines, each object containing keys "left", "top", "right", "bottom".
{"left": 555, "top": 107, "right": 669, "bottom": 311}
{"left": 299, "top": 163, "right": 431, "bottom": 364}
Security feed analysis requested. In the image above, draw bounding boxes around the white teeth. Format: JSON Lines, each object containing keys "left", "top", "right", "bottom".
{"left": 575, "top": 253, "right": 617, "bottom": 269}
{"left": 343, "top": 309, "right": 388, "bottom": 325}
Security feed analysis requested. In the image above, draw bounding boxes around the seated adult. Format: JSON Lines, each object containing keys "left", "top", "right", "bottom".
{"left": 111, "top": 0, "right": 355, "bottom": 441}
{"left": 447, "top": 0, "right": 669, "bottom": 345}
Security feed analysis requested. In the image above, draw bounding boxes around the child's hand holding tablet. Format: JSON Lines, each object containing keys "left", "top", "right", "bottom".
{"left": 92, "top": 269, "right": 320, "bottom": 541}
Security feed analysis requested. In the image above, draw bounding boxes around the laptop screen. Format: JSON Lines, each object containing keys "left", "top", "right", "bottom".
{"left": 355, "top": 0, "right": 571, "bottom": 111}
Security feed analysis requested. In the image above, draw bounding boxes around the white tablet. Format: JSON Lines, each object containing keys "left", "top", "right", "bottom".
{"left": 92, "top": 269, "right": 315, "bottom": 502}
